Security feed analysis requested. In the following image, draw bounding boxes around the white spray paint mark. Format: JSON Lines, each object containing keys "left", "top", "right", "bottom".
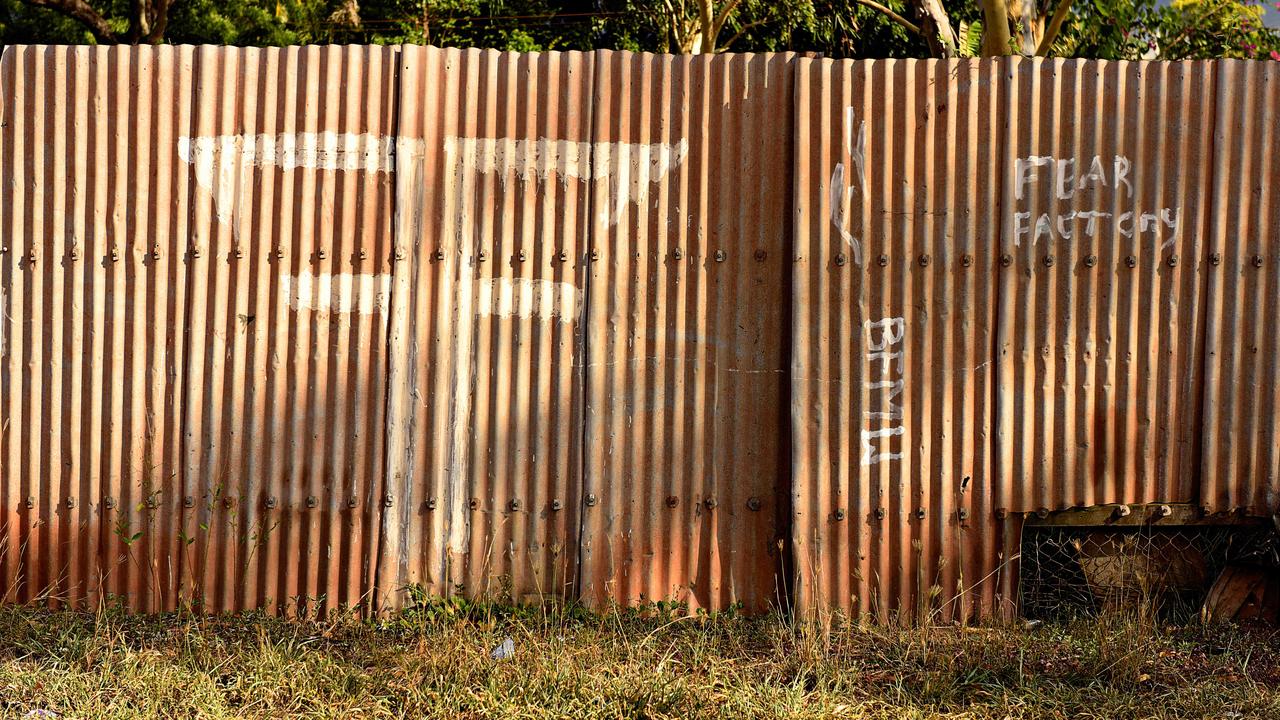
{"left": 179, "top": 132, "right": 400, "bottom": 227}
{"left": 831, "top": 107, "right": 866, "bottom": 266}
{"left": 281, "top": 270, "right": 393, "bottom": 316}
{"left": 475, "top": 278, "right": 581, "bottom": 324}
{"left": 442, "top": 136, "right": 689, "bottom": 227}
{"left": 0, "top": 283, "right": 6, "bottom": 359}
{"left": 843, "top": 106, "right": 867, "bottom": 197}
{"left": 862, "top": 317, "right": 907, "bottom": 465}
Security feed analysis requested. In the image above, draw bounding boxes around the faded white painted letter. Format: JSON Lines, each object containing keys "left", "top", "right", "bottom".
{"left": 865, "top": 317, "right": 905, "bottom": 352}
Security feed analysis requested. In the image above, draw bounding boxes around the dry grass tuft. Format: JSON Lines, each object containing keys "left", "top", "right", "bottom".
{"left": 0, "top": 594, "right": 1276, "bottom": 719}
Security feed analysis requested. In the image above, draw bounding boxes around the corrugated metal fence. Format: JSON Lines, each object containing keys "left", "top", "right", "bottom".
{"left": 1, "top": 46, "right": 1276, "bottom": 620}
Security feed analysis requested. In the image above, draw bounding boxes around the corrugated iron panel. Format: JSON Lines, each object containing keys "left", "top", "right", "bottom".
{"left": 578, "top": 51, "right": 793, "bottom": 613}
{"left": 791, "top": 58, "right": 1011, "bottom": 621}
{"left": 997, "top": 59, "right": 1213, "bottom": 513}
{"left": 180, "top": 46, "right": 397, "bottom": 612}
{"left": 1202, "top": 61, "right": 1280, "bottom": 515}
{"left": 382, "top": 47, "right": 591, "bottom": 606}
{"left": 0, "top": 45, "right": 195, "bottom": 610}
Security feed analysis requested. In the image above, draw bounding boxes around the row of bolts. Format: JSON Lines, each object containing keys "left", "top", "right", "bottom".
{"left": 2, "top": 246, "right": 1266, "bottom": 267}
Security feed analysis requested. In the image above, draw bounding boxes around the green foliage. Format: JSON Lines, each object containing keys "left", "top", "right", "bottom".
{"left": 1160, "top": 0, "right": 1280, "bottom": 59}
{"left": 4, "top": 0, "right": 1280, "bottom": 61}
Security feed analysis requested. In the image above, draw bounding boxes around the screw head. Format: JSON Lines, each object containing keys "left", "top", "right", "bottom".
{"left": 877, "top": 254, "right": 889, "bottom": 267}
{"left": 234, "top": 247, "right": 243, "bottom": 259}
{"left": 317, "top": 249, "right": 326, "bottom": 260}
{"left": 834, "top": 508, "right": 846, "bottom": 521}
{"left": 915, "top": 508, "right": 926, "bottom": 519}
{"left": 509, "top": 498, "right": 521, "bottom": 511}
{"left": 469, "top": 498, "right": 479, "bottom": 510}
{"left": 184, "top": 496, "right": 195, "bottom": 508}
{"left": 1167, "top": 255, "right": 1178, "bottom": 267}
{"left": 394, "top": 248, "right": 406, "bottom": 261}
{"left": 961, "top": 254, "right": 973, "bottom": 267}
{"left": 24, "top": 497, "right": 34, "bottom": 509}
{"left": 517, "top": 250, "right": 527, "bottom": 262}
{"left": 104, "top": 497, "right": 116, "bottom": 509}
{"left": 110, "top": 247, "right": 120, "bottom": 262}
{"left": 1043, "top": 254, "right": 1055, "bottom": 267}
{"left": 918, "top": 254, "right": 931, "bottom": 267}
{"left": 346, "top": 497, "right": 358, "bottom": 508}
{"left": 1210, "top": 252, "right": 1222, "bottom": 266}
{"left": 1125, "top": 255, "right": 1137, "bottom": 268}
{"left": 665, "top": 495, "right": 679, "bottom": 508}
{"left": 66, "top": 497, "right": 76, "bottom": 509}
{"left": 426, "top": 498, "right": 437, "bottom": 510}
{"left": 958, "top": 507, "right": 969, "bottom": 521}
{"left": 223, "top": 497, "right": 235, "bottom": 509}
{"left": 1000, "top": 254, "right": 1013, "bottom": 267}
{"left": 834, "top": 253, "right": 847, "bottom": 267}
{"left": 1036, "top": 507, "right": 1050, "bottom": 519}
{"left": 358, "top": 248, "right": 367, "bottom": 260}
{"left": 1084, "top": 254, "right": 1098, "bottom": 268}
{"left": 433, "top": 249, "right": 445, "bottom": 261}
{"left": 477, "top": 251, "right": 487, "bottom": 262}
{"left": 274, "top": 248, "right": 285, "bottom": 259}
{"left": 714, "top": 249, "right": 726, "bottom": 262}
{"left": 585, "top": 493, "right": 598, "bottom": 507}
{"left": 557, "top": 251, "right": 568, "bottom": 262}
{"left": 704, "top": 497, "right": 717, "bottom": 510}
{"left": 590, "top": 249, "right": 600, "bottom": 261}
{"left": 382, "top": 494, "right": 394, "bottom": 508}
{"left": 995, "top": 507, "right": 1008, "bottom": 519}
{"left": 754, "top": 249, "right": 767, "bottom": 261}
{"left": 746, "top": 496, "right": 763, "bottom": 512}
{"left": 550, "top": 499, "right": 563, "bottom": 511}
{"left": 265, "top": 497, "right": 278, "bottom": 509}
{"left": 672, "top": 247, "right": 683, "bottom": 260}
{"left": 69, "top": 248, "right": 79, "bottom": 260}
{"left": 152, "top": 245, "right": 162, "bottom": 260}
{"left": 874, "top": 507, "right": 885, "bottom": 520}
{"left": 1254, "top": 255, "right": 1265, "bottom": 268}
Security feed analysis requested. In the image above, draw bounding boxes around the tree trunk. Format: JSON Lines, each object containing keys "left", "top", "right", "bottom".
{"left": 978, "top": 0, "right": 1013, "bottom": 55}
{"left": 912, "top": 0, "right": 959, "bottom": 57}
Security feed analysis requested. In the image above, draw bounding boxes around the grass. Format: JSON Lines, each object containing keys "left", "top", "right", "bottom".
{"left": 0, "top": 595, "right": 1276, "bottom": 719}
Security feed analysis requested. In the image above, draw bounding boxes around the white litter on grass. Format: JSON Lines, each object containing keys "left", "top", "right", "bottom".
{"left": 490, "top": 636, "right": 516, "bottom": 660}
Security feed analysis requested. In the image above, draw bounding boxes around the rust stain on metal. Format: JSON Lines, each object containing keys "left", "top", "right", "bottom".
{"left": 1201, "top": 60, "right": 1280, "bottom": 516}
{"left": 997, "top": 59, "right": 1213, "bottom": 514}
{"left": 791, "top": 58, "right": 1010, "bottom": 622}
{"left": 578, "top": 51, "right": 793, "bottom": 613}
{"left": 179, "top": 46, "right": 398, "bottom": 613}
{"left": 382, "top": 47, "right": 591, "bottom": 607}
{"left": 1, "top": 46, "right": 1272, "bottom": 620}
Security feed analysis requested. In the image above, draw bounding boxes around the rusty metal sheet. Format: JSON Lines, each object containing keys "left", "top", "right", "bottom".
{"left": 791, "top": 58, "right": 1010, "bottom": 621}
{"left": 997, "top": 59, "right": 1214, "bottom": 513}
{"left": 179, "top": 45, "right": 398, "bottom": 612}
{"left": 0, "top": 45, "right": 196, "bottom": 610}
{"left": 577, "top": 51, "right": 793, "bottom": 613}
{"left": 1201, "top": 61, "right": 1280, "bottom": 515}
{"left": 382, "top": 47, "right": 592, "bottom": 607}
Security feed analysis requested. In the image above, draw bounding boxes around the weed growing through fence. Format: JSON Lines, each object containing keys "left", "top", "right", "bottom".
{"left": 0, "top": 593, "right": 1276, "bottom": 719}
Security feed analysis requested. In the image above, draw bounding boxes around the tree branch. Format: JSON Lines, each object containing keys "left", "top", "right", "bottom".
{"left": 709, "top": 0, "right": 745, "bottom": 40}
{"left": 853, "top": 0, "right": 921, "bottom": 37}
{"left": 719, "top": 17, "right": 771, "bottom": 50}
{"left": 24, "top": 0, "right": 119, "bottom": 42}
{"left": 1035, "top": 0, "right": 1073, "bottom": 55}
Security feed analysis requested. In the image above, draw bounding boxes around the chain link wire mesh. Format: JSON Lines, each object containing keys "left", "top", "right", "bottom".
{"left": 1020, "top": 522, "right": 1279, "bottom": 622}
